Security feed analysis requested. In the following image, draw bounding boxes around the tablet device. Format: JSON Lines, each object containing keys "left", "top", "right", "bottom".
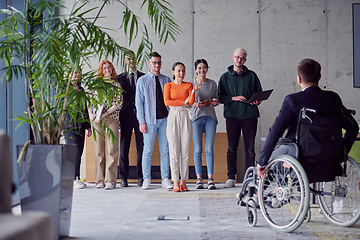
{"left": 243, "top": 89, "right": 273, "bottom": 103}
{"left": 201, "top": 100, "right": 213, "bottom": 106}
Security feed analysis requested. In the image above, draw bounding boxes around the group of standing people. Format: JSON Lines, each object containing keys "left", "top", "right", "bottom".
{"left": 135, "top": 52, "right": 220, "bottom": 191}
{"left": 66, "top": 47, "right": 265, "bottom": 191}
{"left": 65, "top": 47, "right": 359, "bottom": 211}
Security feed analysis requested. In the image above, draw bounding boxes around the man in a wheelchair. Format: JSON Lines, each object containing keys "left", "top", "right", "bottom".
{"left": 257, "top": 58, "right": 358, "bottom": 183}
{"left": 238, "top": 59, "right": 359, "bottom": 231}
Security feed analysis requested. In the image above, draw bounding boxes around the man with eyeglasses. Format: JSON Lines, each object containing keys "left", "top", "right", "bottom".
{"left": 135, "top": 52, "right": 173, "bottom": 190}
{"left": 218, "top": 48, "right": 263, "bottom": 188}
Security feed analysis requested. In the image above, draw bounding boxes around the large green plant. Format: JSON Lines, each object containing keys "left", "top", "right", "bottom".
{"left": 0, "top": 0, "right": 180, "bottom": 145}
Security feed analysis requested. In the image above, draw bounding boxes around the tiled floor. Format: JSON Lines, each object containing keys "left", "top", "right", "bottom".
{"left": 64, "top": 182, "right": 360, "bottom": 240}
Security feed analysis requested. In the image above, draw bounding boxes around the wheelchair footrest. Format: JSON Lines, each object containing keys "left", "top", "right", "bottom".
{"left": 239, "top": 200, "right": 260, "bottom": 209}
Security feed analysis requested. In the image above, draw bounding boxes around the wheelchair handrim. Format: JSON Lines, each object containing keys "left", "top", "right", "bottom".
{"left": 259, "top": 155, "right": 310, "bottom": 232}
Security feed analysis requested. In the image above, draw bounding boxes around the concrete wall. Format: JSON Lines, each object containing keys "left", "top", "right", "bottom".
{"left": 64, "top": 0, "right": 360, "bottom": 157}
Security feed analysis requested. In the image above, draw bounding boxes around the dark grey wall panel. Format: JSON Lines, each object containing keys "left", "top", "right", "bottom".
{"left": 353, "top": 4, "right": 360, "bottom": 88}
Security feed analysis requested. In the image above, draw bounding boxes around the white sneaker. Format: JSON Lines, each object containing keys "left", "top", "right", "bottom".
{"left": 224, "top": 179, "right": 235, "bottom": 188}
{"left": 161, "top": 178, "right": 173, "bottom": 189}
{"left": 96, "top": 183, "right": 104, "bottom": 188}
{"left": 104, "top": 182, "right": 115, "bottom": 190}
{"left": 239, "top": 192, "right": 258, "bottom": 208}
{"left": 142, "top": 179, "right": 151, "bottom": 190}
{"left": 73, "top": 177, "right": 86, "bottom": 189}
{"left": 249, "top": 194, "right": 259, "bottom": 208}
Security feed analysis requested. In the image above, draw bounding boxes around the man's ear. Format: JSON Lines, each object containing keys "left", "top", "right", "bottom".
{"left": 297, "top": 75, "right": 302, "bottom": 84}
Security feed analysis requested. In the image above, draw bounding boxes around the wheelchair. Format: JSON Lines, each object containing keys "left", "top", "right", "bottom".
{"left": 237, "top": 108, "right": 360, "bottom": 232}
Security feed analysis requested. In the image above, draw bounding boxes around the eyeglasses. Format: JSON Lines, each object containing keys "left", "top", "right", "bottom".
{"left": 151, "top": 61, "right": 162, "bottom": 65}
{"left": 233, "top": 56, "right": 246, "bottom": 61}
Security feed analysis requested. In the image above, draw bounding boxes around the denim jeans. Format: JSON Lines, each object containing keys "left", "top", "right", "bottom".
{"left": 226, "top": 117, "right": 257, "bottom": 179}
{"left": 192, "top": 116, "right": 217, "bottom": 176}
{"left": 142, "top": 117, "right": 170, "bottom": 180}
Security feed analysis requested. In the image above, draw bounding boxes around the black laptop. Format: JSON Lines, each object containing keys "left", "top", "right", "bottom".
{"left": 243, "top": 89, "right": 273, "bottom": 103}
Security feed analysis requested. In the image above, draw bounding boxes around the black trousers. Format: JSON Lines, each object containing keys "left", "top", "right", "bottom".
{"left": 64, "top": 127, "right": 86, "bottom": 179}
{"left": 226, "top": 117, "right": 257, "bottom": 179}
{"left": 119, "top": 116, "right": 144, "bottom": 180}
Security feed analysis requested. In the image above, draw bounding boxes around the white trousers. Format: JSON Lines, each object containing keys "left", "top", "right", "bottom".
{"left": 166, "top": 106, "right": 192, "bottom": 181}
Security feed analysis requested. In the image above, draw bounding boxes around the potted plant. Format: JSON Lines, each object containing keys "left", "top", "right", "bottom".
{"left": 0, "top": 0, "right": 180, "bottom": 239}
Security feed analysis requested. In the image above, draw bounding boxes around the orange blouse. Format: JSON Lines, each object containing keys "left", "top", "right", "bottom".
{"left": 164, "top": 81, "right": 195, "bottom": 106}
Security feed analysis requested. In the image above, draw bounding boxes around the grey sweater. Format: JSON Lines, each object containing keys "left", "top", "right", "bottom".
{"left": 190, "top": 79, "right": 219, "bottom": 122}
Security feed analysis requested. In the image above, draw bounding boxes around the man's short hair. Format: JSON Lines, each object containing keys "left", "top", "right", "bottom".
{"left": 125, "top": 50, "right": 135, "bottom": 58}
{"left": 149, "top": 52, "right": 161, "bottom": 59}
{"left": 297, "top": 58, "right": 321, "bottom": 83}
{"left": 233, "top": 48, "right": 247, "bottom": 56}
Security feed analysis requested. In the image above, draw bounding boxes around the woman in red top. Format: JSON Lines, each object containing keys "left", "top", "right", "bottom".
{"left": 164, "top": 62, "right": 201, "bottom": 192}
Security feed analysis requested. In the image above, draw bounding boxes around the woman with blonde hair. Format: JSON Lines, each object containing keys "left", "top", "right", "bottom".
{"left": 88, "top": 60, "right": 123, "bottom": 190}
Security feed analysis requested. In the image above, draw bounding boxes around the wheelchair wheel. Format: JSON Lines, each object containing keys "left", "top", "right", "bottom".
{"left": 247, "top": 208, "right": 257, "bottom": 227}
{"left": 316, "top": 157, "right": 360, "bottom": 227}
{"left": 304, "top": 207, "right": 311, "bottom": 222}
{"left": 258, "top": 155, "right": 310, "bottom": 232}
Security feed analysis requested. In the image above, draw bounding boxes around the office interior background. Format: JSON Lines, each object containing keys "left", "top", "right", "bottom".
{"left": 1, "top": 0, "right": 360, "bottom": 198}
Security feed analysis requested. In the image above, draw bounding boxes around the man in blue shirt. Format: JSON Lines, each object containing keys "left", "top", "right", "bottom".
{"left": 135, "top": 52, "right": 173, "bottom": 190}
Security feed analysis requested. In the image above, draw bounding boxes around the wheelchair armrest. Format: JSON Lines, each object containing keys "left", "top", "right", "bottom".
{"left": 344, "top": 108, "right": 356, "bottom": 116}
{"left": 261, "top": 137, "right": 295, "bottom": 145}
{"left": 277, "top": 138, "right": 295, "bottom": 145}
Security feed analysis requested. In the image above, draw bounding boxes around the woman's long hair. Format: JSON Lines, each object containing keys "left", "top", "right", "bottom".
{"left": 97, "top": 60, "right": 117, "bottom": 80}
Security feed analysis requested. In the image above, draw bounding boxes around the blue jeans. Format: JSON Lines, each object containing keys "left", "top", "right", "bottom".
{"left": 142, "top": 117, "right": 170, "bottom": 180}
{"left": 192, "top": 116, "right": 217, "bottom": 176}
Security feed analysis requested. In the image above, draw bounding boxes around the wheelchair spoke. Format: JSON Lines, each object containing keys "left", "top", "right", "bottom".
{"left": 258, "top": 156, "right": 310, "bottom": 233}
{"left": 316, "top": 157, "right": 360, "bottom": 227}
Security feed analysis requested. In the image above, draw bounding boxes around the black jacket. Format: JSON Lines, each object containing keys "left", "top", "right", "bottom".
{"left": 117, "top": 70, "right": 145, "bottom": 123}
{"left": 258, "top": 86, "right": 358, "bottom": 182}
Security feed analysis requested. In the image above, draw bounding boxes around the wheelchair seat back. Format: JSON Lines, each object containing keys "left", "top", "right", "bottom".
{"left": 296, "top": 108, "right": 344, "bottom": 183}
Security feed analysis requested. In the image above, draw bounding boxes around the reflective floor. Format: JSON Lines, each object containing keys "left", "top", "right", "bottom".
{"left": 60, "top": 182, "right": 360, "bottom": 240}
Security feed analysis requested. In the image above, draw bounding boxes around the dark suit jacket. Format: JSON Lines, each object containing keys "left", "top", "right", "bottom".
{"left": 117, "top": 70, "right": 145, "bottom": 123}
{"left": 258, "top": 86, "right": 358, "bottom": 182}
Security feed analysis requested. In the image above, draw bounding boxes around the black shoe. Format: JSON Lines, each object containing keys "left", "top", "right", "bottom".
{"left": 121, "top": 179, "right": 128, "bottom": 187}
{"left": 137, "top": 178, "right": 143, "bottom": 187}
{"left": 207, "top": 178, "right": 216, "bottom": 190}
{"left": 196, "top": 178, "right": 204, "bottom": 189}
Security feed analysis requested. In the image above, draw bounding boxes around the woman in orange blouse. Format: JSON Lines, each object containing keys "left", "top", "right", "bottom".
{"left": 164, "top": 62, "right": 201, "bottom": 192}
